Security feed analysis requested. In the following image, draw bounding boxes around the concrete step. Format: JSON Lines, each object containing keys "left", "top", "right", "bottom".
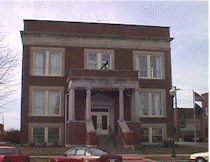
{"left": 98, "top": 135, "right": 134, "bottom": 154}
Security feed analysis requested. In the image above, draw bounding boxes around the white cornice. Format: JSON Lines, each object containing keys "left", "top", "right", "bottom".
{"left": 21, "top": 34, "right": 171, "bottom": 51}
{"left": 68, "top": 78, "right": 139, "bottom": 90}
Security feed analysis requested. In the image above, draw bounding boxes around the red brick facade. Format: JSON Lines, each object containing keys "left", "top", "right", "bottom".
{"left": 21, "top": 20, "right": 173, "bottom": 147}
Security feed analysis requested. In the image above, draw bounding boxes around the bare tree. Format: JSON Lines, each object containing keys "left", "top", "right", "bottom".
{"left": 0, "top": 26, "right": 20, "bottom": 110}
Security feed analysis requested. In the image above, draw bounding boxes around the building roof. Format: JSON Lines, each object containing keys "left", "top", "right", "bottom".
{"left": 21, "top": 19, "right": 173, "bottom": 41}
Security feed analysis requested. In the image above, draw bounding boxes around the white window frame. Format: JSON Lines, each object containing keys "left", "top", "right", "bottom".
{"left": 141, "top": 124, "right": 166, "bottom": 144}
{"left": 30, "top": 47, "right": 65, "bottom": 76}
{"left": 29, "top": 86, "right": 64, "bottom": 117}
{"left": 133, "top": 51, "right": 165, "bottom": 79}
{"left": 32, "top": 126, "right": 61, "bottom": 144}
{"left": 84, "top": 49, "right": 115, "bottom": 70}
{"left": 139, "top": 89, "right": 166, "bottom": 117}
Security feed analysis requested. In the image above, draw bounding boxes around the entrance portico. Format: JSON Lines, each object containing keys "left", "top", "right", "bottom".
{"left": 68, "top": 78, "right": 140, "bottom": 124}
{"left": 66, "top": 78, "right": 141, "bottom": 147}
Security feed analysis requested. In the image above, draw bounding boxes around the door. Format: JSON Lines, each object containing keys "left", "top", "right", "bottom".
{"left": 91, "top": 108, "right": 110, "bottom": 135}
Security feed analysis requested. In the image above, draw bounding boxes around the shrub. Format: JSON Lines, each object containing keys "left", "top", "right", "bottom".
{"left": 162, "top": 140, "right": 174, "bottom": 147}
{"left": 30, "top": 142, "right": 35, "bottom": 147}
{"left": 5, "top": 130, "right": 20, "bottom": 144}
{"left": 53, "top": 141, "right": 60, "bottom": 147}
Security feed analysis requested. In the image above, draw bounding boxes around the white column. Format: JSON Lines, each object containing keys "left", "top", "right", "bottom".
{"left": 86, "top": 87, "right": 92, "bottom": 121}
{"left": 69, "top": 87, "right": 75, "bottom": 121}
{"left": 119, "top": 87, "right": 124, "bottom": 122}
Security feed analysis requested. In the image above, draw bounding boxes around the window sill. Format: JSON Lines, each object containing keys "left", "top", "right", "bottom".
{"left": 138, "top": 77, "right": 164, "bottom": 80}
{"left": 31, "top": 74, "right": 64, "bottom": 77}
{"left": 139, "top": 116, "right": 166, "bottom": 118}
{"left": 30, "top": 115, "right": 62, "bottom": 117}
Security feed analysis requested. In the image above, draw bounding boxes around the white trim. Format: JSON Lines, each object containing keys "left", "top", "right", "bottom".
{"left": 29, "top": 86, "right": 64, "bottom": 117}
{"left": 84, "top": 49, "right": 115, "bottom": 70}
{"left": 30, "top": 47, "right": 65, "bottom": 77}
{"left": 22, "top": 35, "right": 171, "bottom": 51}
{"left": 29, "top": 123, "right": 64, "bottom": 144}
{"left": 139, "top": 89, "right": 166, "bottom": 118}
{"left": 91, "top": 109, "right": 110, "bottom": 135}
{"left": 68, "top": 78, "right": 139, "bottom": 90}
{"left": 141, "top": 123, "right": 167, "bottom": 144}
{"left": 133, "top": 50, "right": 165, "bottom": 79}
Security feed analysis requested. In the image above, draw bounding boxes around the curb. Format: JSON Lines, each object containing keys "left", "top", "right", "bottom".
{"left": 143, "top": 158, "right": 159, "bottom": 162}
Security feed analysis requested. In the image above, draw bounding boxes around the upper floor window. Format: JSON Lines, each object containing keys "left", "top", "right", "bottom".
{"left": 133, "top": 51, "right": 164, "bottom": 79}
{"left": 85, "top": 49, "right": 114, "bottom": 70}
{"left": 139, "top": 89, "right": 165, "bottom": 117}
{"left": 29, "top": 86, "right": 64, "bottom": 116}
{"left": 31, "top": 47, "right": 65, "bottom": 76}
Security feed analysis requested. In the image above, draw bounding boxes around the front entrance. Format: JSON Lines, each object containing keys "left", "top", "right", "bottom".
{"left": 91, "top": 108, "right": 110, "bottom": 135}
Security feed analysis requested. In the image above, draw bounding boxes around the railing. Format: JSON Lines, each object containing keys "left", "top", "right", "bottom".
{"left": 118, "top": 121, "right": 134, "bottom": 150}
{"left": 86, "top": 121, "right": 98, "bottom": 146}
{"left": 108, "top": 126, "right": 117, "bottom": 147}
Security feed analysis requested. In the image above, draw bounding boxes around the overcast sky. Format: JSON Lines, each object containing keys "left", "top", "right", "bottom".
{"left": 0, "top": 0, "right": 208, "bottom": 130}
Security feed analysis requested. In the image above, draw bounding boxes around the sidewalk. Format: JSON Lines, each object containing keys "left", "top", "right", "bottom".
{"left": 143, "top": 154, "right": 190, "bottom": 162}
{"left": 176, "top": 142, "right": 208, "bottom": 148}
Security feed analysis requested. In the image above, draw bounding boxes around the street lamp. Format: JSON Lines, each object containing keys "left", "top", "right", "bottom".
{"left": 169, "top": 86, "right": 178, "bottom": 158}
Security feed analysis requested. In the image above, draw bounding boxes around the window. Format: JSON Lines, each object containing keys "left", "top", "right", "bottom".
{"left": 0, "top": 148, "right": 21, "bottom": 155}
{"left": 32, "top": 127, "right": 60, "bottom": 144}
{"left": 48, "top": 128, "right": 59, "bottom": 144}
{"left": 139, "top": 90, "right": 165, "bottom": 117}
{"left": 152, "top": 93, "right": 162, "bottom": 116}
{"left": 134, "top": 51, "right": 164, "bottom": 79}
{"left": 31, "top": 47, "right": 64, "bottom": 76}
{"left": 34, "top": 90, "right": 45, "bottom": 115}
{"left": 30, "top": 87, "right": 63, "bottom": 116}
{"left": 141, "top": 127, "right": 163, "bottom": 143}
{"left": 33, "top": 128, "right": 45, "bottom": 143}
{"left": 85, "top": 49, "right": 114, "bottom": 70}
{"left": 75, "top": 149, "right": 86, "bottom": 156}
{"left": 141, "top": 128, "right": 149, "bottom": 143}
{"left": 88, "top": 53, "right": 111, "bottom": 69}
{"left": 65, "top": 149, "right": 76, "bottom": 156}
{"left": 152, "top": 128, "right": 162, "bottom": 143}
{"left": 140, "top": 93, "right": 149, "bottom": 116}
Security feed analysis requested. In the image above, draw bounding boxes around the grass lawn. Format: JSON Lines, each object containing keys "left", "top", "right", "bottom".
{"left": 16, "top": 144, "right": 208, "bottom": 156}
{"left": 18, "top": 146, "right": 69, "bottom": 156}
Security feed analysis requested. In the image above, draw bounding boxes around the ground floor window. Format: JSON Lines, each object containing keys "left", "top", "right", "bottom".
{"left": 141, "top": 127, "right": 163, "bottom": 143}
{"left": 33, "top": 128, "right": 44, "bottom": 143}
{"left": 152, "top": 128, "right": 162, "bottom": 143}
{"left": 48, "top": 128, "right": 60, "bottom": 143}
{"left": 32, "top": 127, "right": 60, "bottom": 144}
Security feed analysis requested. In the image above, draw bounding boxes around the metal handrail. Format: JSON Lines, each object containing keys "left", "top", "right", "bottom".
{"left": 108, "top": 126, "right": 117, "bottom": 147}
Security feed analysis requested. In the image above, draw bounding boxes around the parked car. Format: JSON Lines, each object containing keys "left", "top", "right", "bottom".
{"left": 189, "top": 152, "right": 208, "bottom": 162}
{"left": 50, "top": 147, "right": 123, "bottom": 162}
{"left": 0, "top": 146, "right": 30, "bottom": 162}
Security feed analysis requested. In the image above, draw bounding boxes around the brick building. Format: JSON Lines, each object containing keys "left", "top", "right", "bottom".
{"left": 20, "top": 20, "right": 174, "bottom": 148}
{"left": 176, "top": 93, "right": 208, "bottom": 142}
{"left": 201, "top": 93, "right": 208, "bottom": 141}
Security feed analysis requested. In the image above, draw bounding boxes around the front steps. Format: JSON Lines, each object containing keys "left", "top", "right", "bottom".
{"left": 97, "top": 135, "right": 134, "bottom": 154}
